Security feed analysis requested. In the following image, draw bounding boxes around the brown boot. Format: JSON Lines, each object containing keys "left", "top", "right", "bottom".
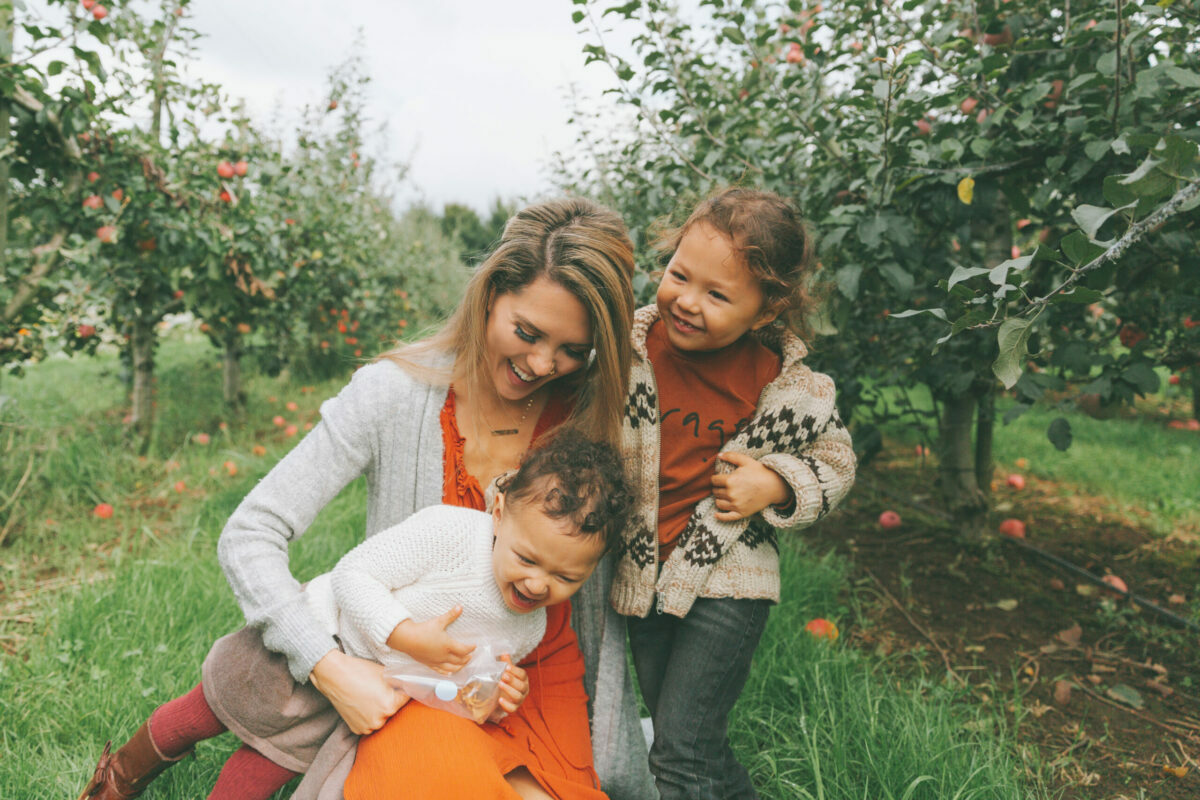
{"left": 77, "top": 720, "right": 191, "bottom": 800}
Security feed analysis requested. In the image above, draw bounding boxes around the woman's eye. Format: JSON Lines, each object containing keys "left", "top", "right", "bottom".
{"left": 514, "top": 326, "right": 537, "bottom": 343}
{"left": 565, "top": 348, "right": 589, "bottom": 362}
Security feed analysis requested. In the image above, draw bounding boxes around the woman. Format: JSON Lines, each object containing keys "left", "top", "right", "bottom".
{"left": 78, "top": 198, "right": 654, "bottom": 800}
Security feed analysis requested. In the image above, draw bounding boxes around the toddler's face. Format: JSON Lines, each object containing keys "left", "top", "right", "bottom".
{"left": 491, "top": 493, "right": 606, "bottom": 614}
{"left": 656, "top": 221, "right": 777, "bottom": 352}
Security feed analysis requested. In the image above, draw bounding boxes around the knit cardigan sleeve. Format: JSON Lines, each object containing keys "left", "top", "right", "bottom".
{"left": 217, "top": 361, "right": 424, "bottom": 683}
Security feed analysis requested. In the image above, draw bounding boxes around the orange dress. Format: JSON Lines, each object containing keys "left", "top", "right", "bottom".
{"left": 344, "top": 389, "right": 608, "bottom": 800}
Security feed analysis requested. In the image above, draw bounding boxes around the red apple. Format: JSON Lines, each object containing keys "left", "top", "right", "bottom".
{"left": 1006, "top": 474, "right": 1026, "bottom": 490}
{"left": 286, "top": 401, "right": 299, "bottom": 411}
{"left": 223, "top": 460, "right": 238, "bottom": 476}
{"left": 234, "top": 160, "right": 249, "bottom": 177}
{"left": 1016, "top": 218, "right": 1032, "bottom": 229}
{"left": 1187, "top": 419, "right": 1200, "bottom": 431}
{"left": 328, "top": 99, "right": 339, "bottom": 110}
{"left": 1184, "top": 316, "right": 1199, "bottom": 329}
{"left": 252, "top": 445, "right": 267, "bottom": 456}
{"left": 194, "top": 432, "right": 211, "bottom": 445}
{"left": 173, "top": 289, "right": 184, "bottom": 299}
{"left": 217, "top": 161, "right": 235, "bottom": 178}
{"left": 1118, "top": 323, "right": 1146, "bottom": 349}
{"left": 82, "top": 195, "right": 103, "bottom": 209}
{"left": 92, "top": 4, "right": 107, "bottom": 20}
{"left": 78, "top": 324, "right": 96, "bottom": 338}
{"left": 959, "top": 97, "right": 978, "bottom": 114}
{"left": 236, "top": 322, "right": 252, "bottom": 335}
{"left": 174, "top": 480, "right": 186, "bottom": 493}
{"left": 878, "top": 510, "right": 902, "bottom": 529}
{"left": 998, "top": 518, "right": 1026, "bottom": 539}
{"left": 219, "top": 190, "right": 232, "bottom": 203}
{"left": 1010, "top": 245, "right": 1021, "bottom": 259}
{"left": 785, "top": 43, "right": 804, "bottom": 65}
{"left": 1169, "top": 374, "right": 1181, "bottom": 386}
{"left": 915, "top": 119, "right": 932, "bottom": 136}
{"left": 82, "top": 0, "right": 96, "bottom": 9}
{"left": 976, "top": 108, "right": 991, "bottom": 124}
{"left": 87, "top": 171, "right": 100, "bottom": 182}
{"left": 284, "top": 424, "right": 299, "bottom": 437}
{"left": 1101, "top": 574, "right": 1128, "bottom": 594}
{"left": 273, "top": 415, "right": 286, "bottom": 427}
{"left": 1168, "top": 420, "right": 1187, "bottom": 430}
{"left": 285, "top": 218, "right": 296, "bottom": 225}
{"left": 111, "top": 188, "right": 123, "bottom": 201}
{"left": 93, "top": 502, "right": 114, "bottom": 519}
{"left": 96, "top": 225, "right": 117, "bottom": 243}
{"left": 804, "top": 618, "right": 839, "bottom": 641}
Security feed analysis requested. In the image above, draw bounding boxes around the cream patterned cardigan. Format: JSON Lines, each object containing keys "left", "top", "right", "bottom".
{"left": 612, "top": 305, "right": 857, "bottom": 618}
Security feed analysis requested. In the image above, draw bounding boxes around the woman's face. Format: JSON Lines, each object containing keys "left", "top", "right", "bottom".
{"left": 485, "top": 276, "right": 593, "bottom": 401}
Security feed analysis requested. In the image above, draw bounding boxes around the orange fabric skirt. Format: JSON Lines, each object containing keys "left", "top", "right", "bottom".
{"left": 346, "top": 602, "right": 607, "bottom": 800}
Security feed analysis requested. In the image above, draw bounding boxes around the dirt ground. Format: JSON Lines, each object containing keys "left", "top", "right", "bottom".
{"left": 808, "top": 448, "right": 1200, "bottom": 800}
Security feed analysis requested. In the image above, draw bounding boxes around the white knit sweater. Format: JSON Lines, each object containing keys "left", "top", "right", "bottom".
{"left": 302, "top": 505, "right": 545, "bottom": 669}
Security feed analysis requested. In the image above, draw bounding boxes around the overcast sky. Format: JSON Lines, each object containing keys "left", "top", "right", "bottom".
{"left": 184, "top": 0, "right": 626, "bottom": 214}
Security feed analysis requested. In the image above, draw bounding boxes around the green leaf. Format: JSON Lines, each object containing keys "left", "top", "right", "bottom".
{"left": 1084, "top": 139, "right": 1110, "bottom": 161}
{"left": 1123, "top": 362, "right": 1160, "bottom": 394}
{"left": 947, "top": 265, "right": 990, "bottom": 290}
{"left": 1047, "top": 418, "right": 1072, "bottom": 451}
{"left": 993, "top": 316, "right": 1036, "bottom": 389}
{"left": 879, "top": 262, "right": 914, "bottom": 295}
{"left": 1106, "top": 684, "right": 1145, "bottom": 710}
{"left": 890, "top": 308, "right": 948, "bottom": 322}
{"left": 835, "top": 264, "right": 863, "bottom": 299}
{"left": 721, "top": 27, "right": 745, "bottom": 44}
{"left": 1165, "top": 66, "right": 1200, "bottom": 89}
{"left": 989, "top": 256, "right": 1033, "bottom": 286}
{"left": 572, "top": 10, "right": 585, "bottom": 23}
{"left": 1071, "top": 203, "right": 1134, "bottom": 243}
{"left": 1052, "top": 286, "right": 1105, "bottom": 304}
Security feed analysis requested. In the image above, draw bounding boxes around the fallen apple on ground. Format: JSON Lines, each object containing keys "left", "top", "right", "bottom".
{"left": 998, "top": 519, "right": 1026, "bottom": 539}
{"left": 804, "top": 618, "right": 839, "bottom": 641}
{"left": 878, "top": 510, "right": 902, "bottom": 529}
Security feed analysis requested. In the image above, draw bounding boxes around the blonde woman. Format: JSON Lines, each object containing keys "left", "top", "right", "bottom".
{"left": 77, "top": 198, "right": 654, "bottom": 800}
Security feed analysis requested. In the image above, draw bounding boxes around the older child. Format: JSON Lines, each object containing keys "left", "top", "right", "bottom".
{"left": 78, "top": 431, "right": 633, "bottom": 800}
{"left": 613, "top": 188, "right": 857, "bottom": 800}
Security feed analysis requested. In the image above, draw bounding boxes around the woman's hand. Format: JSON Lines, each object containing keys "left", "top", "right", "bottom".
{"left": 386, "top": 606, "right": 476, "bottom": 674}
{"left": 711, "top": 452, "right": 793, "bottom": 522}
{"left": 310, "top": 650, "right": 410, "bottom": 735}
{"left": 489, "top": 654, "right": 530, "bottom": 722}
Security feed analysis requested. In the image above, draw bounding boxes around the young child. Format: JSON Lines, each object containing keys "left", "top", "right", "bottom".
{"left": 612, "top": 187, "right": 857, "bottom": 800}
{"left": 77, "top": 430, "right": 633, "bottom": 800}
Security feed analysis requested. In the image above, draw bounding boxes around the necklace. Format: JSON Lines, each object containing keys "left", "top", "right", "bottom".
{"left": 484, "top": 393, "right": 536, "bottom": 436}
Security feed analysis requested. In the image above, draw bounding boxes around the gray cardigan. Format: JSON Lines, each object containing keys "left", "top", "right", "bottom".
{"left": 217, "top": 359, "right": 654, "bottom": 799}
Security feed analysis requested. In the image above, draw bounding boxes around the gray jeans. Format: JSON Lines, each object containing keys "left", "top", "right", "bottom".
{"left": 627, "top": 597, "right": 771, "bottom": 800}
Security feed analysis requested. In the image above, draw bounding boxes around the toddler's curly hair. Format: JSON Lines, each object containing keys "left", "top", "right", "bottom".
{"left": 497, "top": 429, "right": 634, "bottom": 554}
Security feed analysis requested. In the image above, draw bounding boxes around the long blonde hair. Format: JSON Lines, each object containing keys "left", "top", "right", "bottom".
{"left": 382, "top": 198, "right": 635, "bottom": 444}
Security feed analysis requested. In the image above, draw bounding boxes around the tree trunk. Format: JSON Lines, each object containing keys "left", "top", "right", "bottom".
{"left": 1, "top": 5, "right": 12, "bottom": 278}
{"left": 936, "top": 392, "right": 988, "bottom": 523}
{"left": 974, "top": 383, "right": 996, "bottom": 495}
{"left": 222, "top": 336, "right": 245, "bottom": 412}
{"left": 129, "top": 318, "right": 156, "bottom": 454}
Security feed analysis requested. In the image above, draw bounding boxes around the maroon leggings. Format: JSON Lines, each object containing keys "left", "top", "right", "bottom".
{"left": 149, "top": 683, "right": 299, "bottom": 800}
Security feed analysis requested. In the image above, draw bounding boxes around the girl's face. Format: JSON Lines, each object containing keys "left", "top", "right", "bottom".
{"left": 490, "top": 490, "right": 605, "bottom": 614}
{"left": 485, "top": 276, "right": 593, "bottom": 401}
{"left": 656, "top": 221, "right": 778, "bottom": 353}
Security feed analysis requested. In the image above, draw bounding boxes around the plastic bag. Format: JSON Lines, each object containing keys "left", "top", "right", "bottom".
{"left": 382, "top": 639, "right": 514, "bottom": 724}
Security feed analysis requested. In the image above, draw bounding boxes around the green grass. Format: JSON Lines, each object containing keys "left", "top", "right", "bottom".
{"left": 0, "top": 341, "right": 1044, "bottom": 799}
{"left": 872, "top": 383, "right": 1200, "bottom": 535}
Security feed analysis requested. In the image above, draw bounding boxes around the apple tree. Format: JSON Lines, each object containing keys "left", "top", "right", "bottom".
{"left": 559, "top": 0, "right": 1200, "bottom": 520}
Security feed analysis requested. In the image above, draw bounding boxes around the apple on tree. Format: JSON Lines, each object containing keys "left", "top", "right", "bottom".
{"left": 217, "top": 161, "right": 235, "bottom": 179}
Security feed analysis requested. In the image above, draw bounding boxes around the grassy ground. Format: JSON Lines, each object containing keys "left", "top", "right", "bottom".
{"left": 876, "top": 384, "right": 1200, "bottom": 537}
{"left": 2, "top": 339, "right": 1044, "bottom": 799}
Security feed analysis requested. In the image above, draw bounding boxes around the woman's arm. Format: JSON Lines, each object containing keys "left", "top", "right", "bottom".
{"left": 217, "top": 362, "right": 409, "bottom": 683}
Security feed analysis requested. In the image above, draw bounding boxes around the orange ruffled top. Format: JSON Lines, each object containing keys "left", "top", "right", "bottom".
{"left": 344, "top": 389, "right": 608, "bottom": 800}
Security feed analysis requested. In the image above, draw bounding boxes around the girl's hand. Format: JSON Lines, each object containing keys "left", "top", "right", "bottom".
{"left": 386, "top": 605, "right": 476, "bottom": 674}
{"left": 489, "top": 654, "right": 530, "bottom": 721}
{"left": 711, "top": 452, "right": 793, "bottom": 522}
{"left": 310, "top": 650, "right": 410, "bottom": 735}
